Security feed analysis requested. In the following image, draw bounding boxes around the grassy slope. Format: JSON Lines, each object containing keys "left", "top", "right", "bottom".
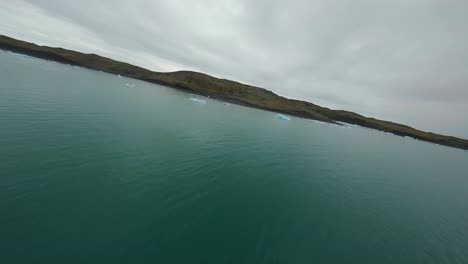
{"left": 1, "top": 35, "right": 467, "bottom": 150}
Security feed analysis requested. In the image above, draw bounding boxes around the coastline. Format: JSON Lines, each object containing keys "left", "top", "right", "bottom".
{"left": 1, "top": 34, "right": 467, "bottom": 150}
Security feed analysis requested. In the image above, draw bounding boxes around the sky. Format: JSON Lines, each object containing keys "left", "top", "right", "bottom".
{"left": 1, "top": 0, "right": 467, "bottom": 138}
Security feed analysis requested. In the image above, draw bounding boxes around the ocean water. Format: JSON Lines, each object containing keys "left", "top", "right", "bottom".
{"left": 1, "top": 50, "right": 467, "bottom": 264}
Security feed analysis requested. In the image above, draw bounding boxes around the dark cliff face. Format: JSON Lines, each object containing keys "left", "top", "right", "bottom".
{"left": 1, "top": 35, "right": 467, "bottom": 150}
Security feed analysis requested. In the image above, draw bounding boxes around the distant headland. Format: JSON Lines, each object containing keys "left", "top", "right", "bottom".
{"left": 1, "top": 35, "right": 467, "bottom": 150}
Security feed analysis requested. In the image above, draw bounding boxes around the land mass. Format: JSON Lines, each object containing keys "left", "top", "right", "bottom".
{"left": 1, "top": 34, "right": 467, "bottom": 150}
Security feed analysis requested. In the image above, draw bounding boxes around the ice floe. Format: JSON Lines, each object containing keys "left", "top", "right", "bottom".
{"left": 276, "top": 114, "right": 291, "bottom": 120}
{"left": 189, "top": 98, "right": 207, "bottom": 104}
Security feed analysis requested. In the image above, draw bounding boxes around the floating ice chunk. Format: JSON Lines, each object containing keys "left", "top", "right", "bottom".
{"left": 276, "top": 114, "right": 291, "bottom": 121}
{"left": 125, "top": 83, "right": 135, "bottom": 88}
{"left": 312, "top": 120, "right": 326, "bottom": 125}
{"left": 189, "top": 98, "right": 207, "bottom": 104}
{"left": 337, "top": 122, "right": 353, "bottom": 128}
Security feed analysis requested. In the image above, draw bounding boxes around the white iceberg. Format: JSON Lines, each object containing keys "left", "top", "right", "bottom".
{"left": 276, "top": 114, "right": 291, "bottom": 121}
{"left": 189, "top": 98, "right": 207, "bottom": 104}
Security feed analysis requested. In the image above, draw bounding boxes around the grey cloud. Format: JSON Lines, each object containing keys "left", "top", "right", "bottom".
{"left": 1, "top": 0, "right": 467, "bottom": 138}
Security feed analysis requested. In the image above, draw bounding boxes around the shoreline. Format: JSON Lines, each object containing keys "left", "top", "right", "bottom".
{"left": 1, "top": 34, "right": 467, "bottom": 150}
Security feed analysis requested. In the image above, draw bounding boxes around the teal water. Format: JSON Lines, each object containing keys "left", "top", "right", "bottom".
{"left": 1, "top": 51, "right": 468, "bottom": 264}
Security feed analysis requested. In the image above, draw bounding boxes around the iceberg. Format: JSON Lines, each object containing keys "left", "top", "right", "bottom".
{"left": 276, "top": 114, "right": 291, "bottom": 121}
{"left": 312, "top": 120, "right": 326, "bottom": 125}
{"left": 189, "top": 98, "right": 207, "bottom": 104}
{"left": 125, "top": 83, "right": 135, "bottom": 88}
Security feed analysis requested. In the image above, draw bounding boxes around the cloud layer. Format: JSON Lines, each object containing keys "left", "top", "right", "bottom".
{"left": 1, "top": 0, "right": 467, "bottom": 138}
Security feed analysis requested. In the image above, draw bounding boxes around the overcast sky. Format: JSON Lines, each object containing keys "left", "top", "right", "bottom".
{"left": 1, "top": 0, "right": 467, "bottom": 138}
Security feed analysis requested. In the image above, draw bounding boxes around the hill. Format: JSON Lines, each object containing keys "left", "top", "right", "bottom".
{"left": 1, "top": 35, "right": 467, "bottom": 150}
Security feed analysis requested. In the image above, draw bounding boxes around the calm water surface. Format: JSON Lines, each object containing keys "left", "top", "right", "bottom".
{"left": 1, "top": 51, "right": 468, "bottom": 263}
